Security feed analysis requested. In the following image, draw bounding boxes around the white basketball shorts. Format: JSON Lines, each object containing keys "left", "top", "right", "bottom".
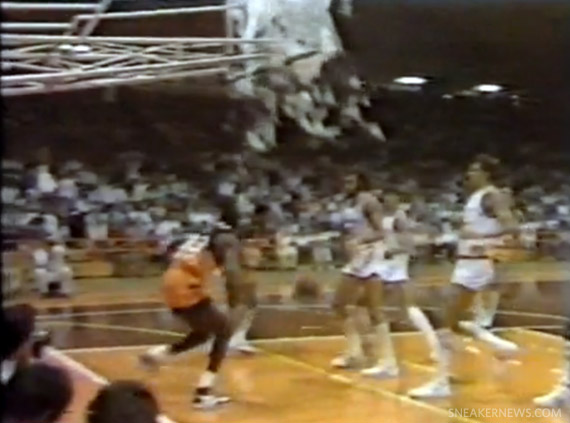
{"left": 341, "top": 243, "right": 385, "bottom": 280}
{"left": 451, "top": 258, "right": 495, "bottom": 291}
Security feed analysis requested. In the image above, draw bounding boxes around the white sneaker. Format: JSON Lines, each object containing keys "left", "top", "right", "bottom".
{"left": 331, "top": 355, "right": 362, "bottom": 369}
{"left": 193, "top": 394, "right": 231, "bottom": 410}
{"left": 361, "top": 363, "right": 399, "bottom": 379}
{"left": 493, "top": 342, "right": 520, "bottom": 360}
{"left": 139, "top": 345, "right": 169, "bottom": 372}
{"left": 231, "top": 342, "right": 258, "bottom": 355}
{"left": 533, "top": 386, "right": 570, "bottom": 409}
{"left": 408, "top": 378, "right": 452, "bottom": 399}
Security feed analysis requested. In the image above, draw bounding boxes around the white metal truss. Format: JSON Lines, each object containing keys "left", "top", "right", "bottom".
{"left": 1, "top": 1, "right": 278, "bottom": 96}
{"left": 1, "top": 0, "right": 384, "bottom": 152}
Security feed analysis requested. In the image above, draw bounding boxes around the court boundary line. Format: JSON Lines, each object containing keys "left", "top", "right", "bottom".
{"left": 259, "top": 347, "right": 483, "bottom": 423}
{"left": 46, "top": 347, "right": 178, "bottom": 423}
{"left": 38, "top": 304, "right": 568, "bottom": 322}
{"left": 61, "top": 324, "right": 565, "bottom": 354}
{"left": 61, "top": 339, "right": 483, "bottom": 423}
{"left": 62, "top": 327, "right": 569, "bottom": 423}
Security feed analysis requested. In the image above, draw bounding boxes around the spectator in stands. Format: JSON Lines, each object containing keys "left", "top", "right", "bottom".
{"left": 4, "top": 362, "right": 73, "bottom": 423}
{"left": 33, "top": 241, "right": 74, "bottom": 298}
{"left": 57, "top": 168, "right": 79, "bottom": 201}
{"left": 87, "top": 381, "right": 159, "bottom": 423}
{"left": 36, "top": 164, "right": 57, "bottom": 195}
{"left": 86, "top": 206, "right": 110, "bottom": 242}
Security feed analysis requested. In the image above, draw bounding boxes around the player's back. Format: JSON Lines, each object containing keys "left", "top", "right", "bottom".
{"left": 162, "top": 235, "right": 216, "bottom": 309}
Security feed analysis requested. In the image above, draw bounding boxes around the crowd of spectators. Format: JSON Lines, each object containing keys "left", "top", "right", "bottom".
{"left": 2, "top": 146, "right": 569, "bottom": 252}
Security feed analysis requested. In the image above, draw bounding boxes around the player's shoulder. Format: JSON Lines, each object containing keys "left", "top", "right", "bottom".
{"left": 481, "top": 186, "right": 503, "bottom": 204}
{"left": 357, "top": 191, "right": 381, "bottom": 205}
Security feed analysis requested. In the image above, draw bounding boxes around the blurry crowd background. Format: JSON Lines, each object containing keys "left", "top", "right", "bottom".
{"left": 2, "top": 141, "right": 570, "bottom": 256}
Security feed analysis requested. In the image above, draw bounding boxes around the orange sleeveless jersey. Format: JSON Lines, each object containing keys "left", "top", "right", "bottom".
{"left": 162, "top": 251, "right": 217, "bottom": 309}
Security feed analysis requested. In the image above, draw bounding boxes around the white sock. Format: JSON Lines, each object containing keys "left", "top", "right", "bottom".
{"left": 149, "top": 345, "right": 171, "bottom": 359}
{"left": 344, "top": 317, "right": 363, "bottom": 358}
{"left": 472, "top": 294, "right": 486, "bottom": 325}
{"left": 374, "top": 322, "right": 397, "bottom": 368}
{"left": 230, "top": 309, "right": 255, "bottom": 345}
{"left": 437, "top": 328, "right": 454, "bottom": 379}
{"left": 197, "top": 371, "right": 216, "bottom": 389}
{"left": 407, "top": 307, "right": 448, "bottom": 378}
{"left": 480, "top": 291, "right": 500, "bottom": 327}
{"left": 458, "top": 321, "right": 518, "bottom": 352}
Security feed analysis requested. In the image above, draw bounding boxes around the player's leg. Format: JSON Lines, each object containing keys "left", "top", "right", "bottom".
{"left": 331, "top": 274, "right": 365, "bottom": 368}
{"left": 534, "top": 280, "right": 570, "bottom": 409}
{"left": 471, "top": 287, "right": 501, "bottom": 329}
{"left": 451, "top": 260, "right": 518, "bottom": 354}
{"left": 140, "top": 299, "right": 232, "bottom": 408}
{"left": 140, "top": 304, "right": 212, "bottom": 370}
{"left": 227, "top": 278, "right": 258, "bottom": 354}
{"left": 193, "top": 301, "right": 232, "bottom": 409}
{"left": 408, "top": 282, "right": 473, "bottom": 398}
{"left": 360, "top": 279, "right": 400, "bottom": 378}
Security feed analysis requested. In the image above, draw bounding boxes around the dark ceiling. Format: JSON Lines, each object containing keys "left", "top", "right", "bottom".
{"left": 344, "top": 0, "right": 569, "bottom": 107}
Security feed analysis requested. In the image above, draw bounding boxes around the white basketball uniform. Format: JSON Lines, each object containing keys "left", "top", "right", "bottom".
{"left": 451, "top": 186, "right": 503, "bottom": 291}
{"left": 341, "top": 194, "right": 385, "bottom": 279}
{"left": 378, "top": 211, "right": 410, "bottom": 283}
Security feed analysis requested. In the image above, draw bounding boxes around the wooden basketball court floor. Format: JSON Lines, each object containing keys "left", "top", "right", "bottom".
{"left": 28, "top": 266, "right": 570, "bottom": 423}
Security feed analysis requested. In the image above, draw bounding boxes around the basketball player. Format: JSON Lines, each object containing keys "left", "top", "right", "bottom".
{"left": 212, "top": 201, "right": 258, "bottom": 354}
{"left": 471, "top": 186, "right": 519, "bottom": 329}
{"left": 139, "top": 228, "right": 232, "bottom": 409}
{"left": 360, "top": 189, "right": 449, "bottom": 396}
{"left": 331, "top": 172, "right": 386, "bottom": 369}
{"left": 411, "top": 155, "right": 520, "bottom": 398}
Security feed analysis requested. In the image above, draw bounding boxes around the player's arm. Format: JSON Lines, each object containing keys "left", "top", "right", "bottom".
{"left": 488, "top": 190, "right": 519, "bottom": 236}
{"left": 462, "top": 191, "right": 519, "bottom": 239}
{"left": 359, "top": 194, "right": 385, "bottom": 244}
{"left": 393, "top": 215, "right": 414, "bottom": 255}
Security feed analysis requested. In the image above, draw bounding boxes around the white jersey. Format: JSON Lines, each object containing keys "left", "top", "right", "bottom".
{"left": 452, "top": 185, "right": 503, "bottom": 291}
{"left": 457, "top": 186, "right": 503, "bottom": 257}
{"left": 173, "top": 234, "right": 211, "bottom": 263}
{"left": 378, "top": 210, "right": 411, "bottom": 282}
{"left": 340, "top": 192, "right": 378, "bottom": 241}
{"left": 382, "top": 210, "right": 409, "bottom": 253}
{"left": 341, "top": 193, "right": 386, "bottom": 280}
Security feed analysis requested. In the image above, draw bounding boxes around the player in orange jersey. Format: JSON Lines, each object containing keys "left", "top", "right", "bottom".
{"left": 139, "top": 230, "right": 232, "bottom": 409}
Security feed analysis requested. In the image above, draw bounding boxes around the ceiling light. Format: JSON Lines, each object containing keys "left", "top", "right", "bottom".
{"left": 473, "top": 84, "right": 503, "bottom": 93}
{"left": 394, "top": 76, "right": 427, "bottom": 85}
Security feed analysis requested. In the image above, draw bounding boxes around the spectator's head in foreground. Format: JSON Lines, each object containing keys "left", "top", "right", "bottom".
{"left": 4, "top": 362, "right": 73, "bottom": 423}
{"left": 87, "top": 380, "right": 159, "bottom": 423}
